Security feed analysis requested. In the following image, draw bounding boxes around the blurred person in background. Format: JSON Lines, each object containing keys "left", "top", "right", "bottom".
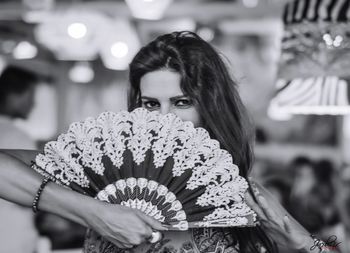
{"left": 313, "top": 160, "right": 339, "bottom": 231}
{"left": 289, "top": 156, "right": 316, "bottom": 200}
{"left": 262, "top": 175, "right": 292, "bottom": 211}
{"left": 289, "top": 157, "right": 339, "bottom": 237}
{"left": 288, "top": 156, "right": 323, "bottom": 234}
{"left": 330, "top": 163, "right": 350, "bottom": 252}
{"left": 0, "top": 66, "right": 39, "bottom": 253}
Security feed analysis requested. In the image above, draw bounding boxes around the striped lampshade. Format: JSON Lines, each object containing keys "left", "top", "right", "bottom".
{"left": 270, "top": 76, "right": 350, "bottom": 115}
{"left": 283, "top": 0, "right": 350, "bottom": 23}
{"left": 270, "top": 0, "right": 350, "bottom": 116}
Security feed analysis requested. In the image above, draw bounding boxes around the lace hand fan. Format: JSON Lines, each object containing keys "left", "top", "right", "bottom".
{"left": 33, "top": 108, "right": 256, "bottom": 231}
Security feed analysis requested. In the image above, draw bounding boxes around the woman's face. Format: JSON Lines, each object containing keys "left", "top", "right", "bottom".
{"left": 140, "top": 69, "right": 201, "bottom": 127}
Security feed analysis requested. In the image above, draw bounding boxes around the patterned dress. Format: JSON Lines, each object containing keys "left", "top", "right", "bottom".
{"left": 84, "top": 228, "right": 240, "bottom": 253}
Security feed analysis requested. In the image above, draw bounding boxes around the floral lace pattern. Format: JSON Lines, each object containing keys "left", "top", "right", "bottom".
{"left": 34, "top": 108, "right": 255, "bottom": 228}
{"left": 97, "top": 178, "right": 187, "bottom": 228}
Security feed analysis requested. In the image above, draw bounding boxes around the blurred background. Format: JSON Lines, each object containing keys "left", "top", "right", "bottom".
{"left": 0, "top": 0, "right": 349, "bottom": 252}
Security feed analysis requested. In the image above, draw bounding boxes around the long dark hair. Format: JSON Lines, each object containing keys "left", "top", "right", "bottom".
{"left": 129, "top": 31, "right": 278, "bottom": 253}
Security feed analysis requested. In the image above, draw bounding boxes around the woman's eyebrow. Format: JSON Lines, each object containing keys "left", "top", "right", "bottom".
{"left": 170, "top": 95, "right": 188, "bottom": 101}
{"left": 140, "top": 96, "right": 158, "bottom": 100}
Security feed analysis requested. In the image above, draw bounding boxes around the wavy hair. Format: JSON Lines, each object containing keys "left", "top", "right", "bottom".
{"left": 128, "top": 31, "right": 278, "bottom": 253}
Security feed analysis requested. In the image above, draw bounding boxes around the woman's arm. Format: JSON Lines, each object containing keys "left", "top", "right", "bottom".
{"left": 0, "top": 151, "right": 166, "bottom": 248}
{"left": 246, "top": 178, "right": 336, "bottom": 253}
{"left": 1, "top": 149, "right": 39, "bottom": 166}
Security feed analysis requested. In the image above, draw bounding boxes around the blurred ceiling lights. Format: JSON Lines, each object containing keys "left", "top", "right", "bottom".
{"left": 12, "top": 40, "right": 38, "bottom": 59}
{"left": 0, "top": 0, "right": 288, "bottom": 23}
{"left": 67, "top": 22, "right": 88, "bottom": 39}
{"left": 34, "top": 10, "right": 140, "bottom": 70}
{"left": 110, "top": 42, "right": 129, "bottom": 58}
{"left": 197, "top": 27, "right": 215, "bottom": 42}
{"left": 125, "top": 0, "right": 173, "bottom": 20}
{"left": 34, "top": 11, "right": 108, "bottom": 61}
{"left": 68, "top": 61, "right": 94, "bottom": 83}
{"left": 99, "top": 19, "right": 140, "bottom": 70}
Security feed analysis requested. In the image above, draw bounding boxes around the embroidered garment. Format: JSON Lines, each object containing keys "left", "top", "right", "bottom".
{"left": 84, "top": 228, "right": 240, "bottom": 253}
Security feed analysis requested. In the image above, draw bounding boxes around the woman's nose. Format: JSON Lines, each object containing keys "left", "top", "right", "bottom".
{"left": 160, "top": 105, "right": 171, "bottom": 115}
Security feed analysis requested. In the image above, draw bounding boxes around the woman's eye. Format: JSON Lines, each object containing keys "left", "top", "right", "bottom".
{"left": 143, "top": 101, "right": 160, "bottom": 109}
{"left": 175, "top": 99, "right": 192, "bottom": 108}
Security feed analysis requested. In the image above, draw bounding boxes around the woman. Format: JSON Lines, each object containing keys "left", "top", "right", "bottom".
{"left": 125, "top": 31, "right": 317, "bottom": 253}
{"left": 0, "top": 31, "right": 324, "bottom": 252}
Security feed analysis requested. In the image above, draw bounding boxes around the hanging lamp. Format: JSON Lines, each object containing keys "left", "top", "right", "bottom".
{"left": 269, "top": 0, "right": 350, "bottom": 116}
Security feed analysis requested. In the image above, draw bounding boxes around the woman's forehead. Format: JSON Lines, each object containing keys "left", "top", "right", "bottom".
{"left": 140, "top": 69, "right": 184, "bottom": 98}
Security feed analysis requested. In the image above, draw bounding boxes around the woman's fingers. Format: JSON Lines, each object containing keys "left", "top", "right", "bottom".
{"left": 89, "top": 203, "right": 163, "bottom": 247}
{"left": 136, "top": 210, "right": 168, "bottom": 231}
{"left": 246, "top": 187, "right": 284, "bottom": 228}
{"left": 256, "top": 195, "right": 284, "bottom": 227}
{"left": 257, "top": 195, "right": 275, "bottom": 219}
{"left": 283, "top": 215, "right": 292, "bottom": 234}
{"left": 107, "top": 239, "right": 127, "bottom": 248}
{"left": 247, "top": 179, "right": 316, "bottom": 250}
{"left": 121, "top": 243, "right": 135, "bottom": 249}
{"left": 245, "top": 191, "right": 267, "bottom": 220}
{"left": 114, "top": 241, "right": 134, "bottom": 249}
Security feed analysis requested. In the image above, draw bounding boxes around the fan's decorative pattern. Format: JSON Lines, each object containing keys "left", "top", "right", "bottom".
{"left": 33, "top": 108, "right": 255, "bottom": 230}
{"left": 97, "top": 178, "right": 188, "bottom": 230}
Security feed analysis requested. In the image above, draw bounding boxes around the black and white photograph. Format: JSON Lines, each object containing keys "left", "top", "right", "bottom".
{"left": 0, "top": 0, "right": 349, "bottom": 252}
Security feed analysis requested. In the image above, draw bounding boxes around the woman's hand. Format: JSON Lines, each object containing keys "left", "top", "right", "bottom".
{"left": 0, "top": 151, "right": 167, "bottom": 249}
{"left": 84, "top": 202, "right": 167, "bottom": 248}
{"left": 245, "top": 179, "right": 314, "bottom": 251}
{"left": 38, "top": 174, "right": 167, "bottom": 249}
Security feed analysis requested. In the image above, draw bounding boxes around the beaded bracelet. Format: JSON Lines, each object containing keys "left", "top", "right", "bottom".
{"left": 32, "top": 177, "right": 51, "bottom": 213}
